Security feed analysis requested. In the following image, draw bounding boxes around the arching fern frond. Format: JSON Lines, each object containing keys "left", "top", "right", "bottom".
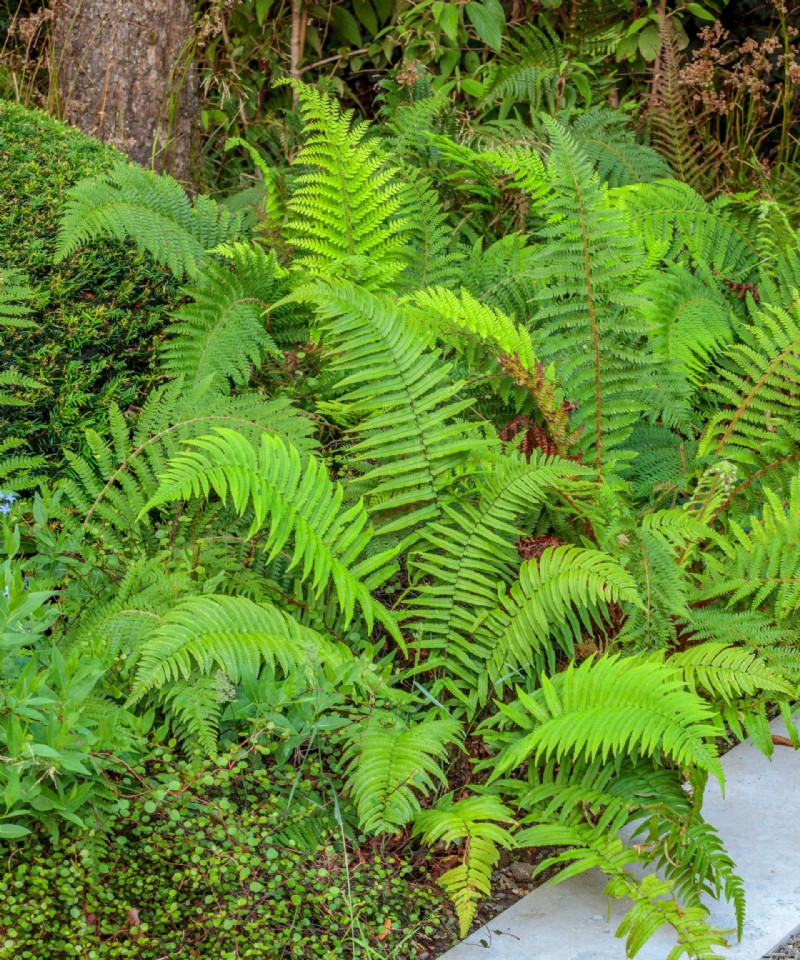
{"left": 129, "top": 594, "right": 338, "bottom": 697}
{"left": 301, "top": 280, "right": 493, "bottom": 535}
{"left": 283, "top": 82, "right": 410, "bottom": 288}
{"left": 409, "top": 285, "right": 538, "bottom": 372}
{"left": 618, "top": 179, "right": 759, "bottom": 283}
{"left": 516, "top": 821, "right": 731, "bottom": 959}
{"left": 0, "top": 267, "right": 37, "bottom": 329}
{"left": 637, "top": 266, "right": 736, "bottom": 385}
{"left": 476, "top": 546, "right": 641, "bottom": 687}
{"left": 408, "top": 455, "right": 594, "bottom": 707}
{"left": 143, "top": 428, "right": 399, "bottom": 636}
{"left": 414, "top": 794, "right": 515, "bottom": 937}
{"left": 162, "top": 242, "right": 284, "bottom": 388}
{"left": 56, "top": 162, "right": 244, "bottom": 279}
{"left": 487, "top": 654, "right": 724, "bottom": 785}
{"left": 699, "top": 302, "right": 800, "bottom": 472}
{"left": 60, "top": 384, "right": 316, "bottom": 552}
{"left": 669, "top": 642, "right": 792, "bottom": 703}
{"left": 489, "top": 119, "right": 649, "bottom": 473}
{"left": 699, "top": 473, "right": 800, "bottom": 623}
{"left": 343, "top": 710, "right": 460, "bottom": 834}
{"left": 569, "top": 107, "right": 672, "bottom": 188}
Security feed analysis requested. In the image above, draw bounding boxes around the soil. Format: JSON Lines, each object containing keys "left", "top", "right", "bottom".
{"left": 415, "top": 845, "right": 565, "bottom": 958}
{"left": 765, "top": 931, "right": 800, "bottom": 959}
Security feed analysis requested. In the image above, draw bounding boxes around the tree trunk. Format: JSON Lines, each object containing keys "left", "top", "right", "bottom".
{"left": 52, "top": 0, "right": 197, "bottom": 181}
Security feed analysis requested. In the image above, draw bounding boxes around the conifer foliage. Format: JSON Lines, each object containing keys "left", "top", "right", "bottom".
{"left": 4, "top": 83, "right": 800, "bottom": 958}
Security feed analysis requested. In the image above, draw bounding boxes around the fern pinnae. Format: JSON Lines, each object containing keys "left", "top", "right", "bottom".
{"left": 414, "top": 794, "right": 515, "bottom": 938}
{"left": 282, "top": 81, "right": 411, "bottom": 288}
{"left": 343, "top": 710, "right": 460, "bottom": 835}
{"left": 162, "top": 242, "right": 284, "bottom": 388}
{"left": 487, "top": 654, "right": 725, "bottom": 786}
{"left": 300, "top": 279, "right": 493, "bottom": 535}
{"left": 56, "top": 162, "right": 244, "bottom": 279}
{"left": 142, "top": 427, "right": 400, "bottom": 639}
{"left": 128, "top": 594, "right": 329, "bottom": 697}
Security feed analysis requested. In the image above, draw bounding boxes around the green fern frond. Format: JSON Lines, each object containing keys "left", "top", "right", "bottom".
{"left": 0, "top": 267, "right": 37, "bottom": 329}
{"left": 477, "top": 546, "right": 641, "bottom": 684}
{"left": 56, "top": 162, "right": 244, "bottom": 278}
{"left": 283, "top": 82, "right": 410, "bottom": 288}
{"left": 699, "top": 302, "right": 800, "bottom": 471}
{"left": 0, "top": 437, "right": 46, "bottom": 492}
{"left": 162, "top": 242, "right": 284, "bottom": 388}
{"left": 60, "top": 384, "right": 316, "bottom": 552}
{"left": 699, "top": 473, "right": 800, "bottom": 622}
{"left": 129, "top": 594, "right": 337, "bottom": 699}
{"left": 343, "top": 710, "right": 460, "bottom": 834}
{"left": 516, "top": 821, "right": 730, "bottom": 959}
{"left": 480, "top": 20, "right": 565, "bottom": 115}
{"left": 670, "top": 642, "right": 792, "bottom": 702}
{"left": 637, "top": 266, "right": 736, "bottom": 384}
{"left": 396, "top": 171, "right": 465, "bottom": 291}
{"left": 408, "top": 454, "right": 594, "bottom": 708}
{"left": 160, "top": 677, "right": 222, "bottom": 755}
{"left": 409, "top": 285, "right": 538, "bottom": 372}
{"left": 619, "top": 179, "right": 759, "bottom": 283}
{"left": 489, "top": 120, "right": 650, "bottom": 472}
{"left": 569, "top": 107, "right": 672, "bottom": 187}
{"left": 143, "top": 427, "right": 399, "bottom": 636}
{"left": 300, "top": 280, "right": 493, "bottom": 535}
{"left": 413, "top": 794, "right": 515, "bottom": 937}
{"left": 487, "top": 654, "right": 724, "bottom": 785}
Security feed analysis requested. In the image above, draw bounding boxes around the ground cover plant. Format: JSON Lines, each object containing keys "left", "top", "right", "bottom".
{"left": 2, "top": 77, "right": 800, "bottom": 959}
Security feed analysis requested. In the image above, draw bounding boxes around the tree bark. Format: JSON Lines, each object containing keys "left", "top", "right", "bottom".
{"left": 52, "top": 0, "right": 197, "bottom": 180}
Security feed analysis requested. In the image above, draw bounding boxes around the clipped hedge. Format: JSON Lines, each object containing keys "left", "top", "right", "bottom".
{"left": 0, "top": 101, "right": 178, "bottom": 458}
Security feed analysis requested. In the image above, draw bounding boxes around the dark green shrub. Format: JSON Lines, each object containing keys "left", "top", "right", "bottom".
{"left": 0, "top": 744, "right": 444, "bottom": 959}
{"left": 0, "top": 101, "right": 177, "bottom": 458}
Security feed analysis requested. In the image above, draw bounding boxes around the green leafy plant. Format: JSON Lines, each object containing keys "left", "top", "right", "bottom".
{"left": 5, "top": 80, "right": 800, "bottom": 960}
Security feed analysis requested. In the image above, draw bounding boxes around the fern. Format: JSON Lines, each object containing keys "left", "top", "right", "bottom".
{"left": 476, "top": 546, "right": 642, "bottom": 685}
{"left": 619, "top": 179, "right": 760, "bottom": 284}
{"left": 162, "top": 242, "right": 284, "bottom": 388}
{"left": 284, "top": 82, "right": 410, "bottom": 288}
{"left": 700, "top": 473, "right": 800, "bottom": 623}
{"left": 670, "top": 642, "right": 791, "bottom": 703}
{"left": 408, "top": 454, "right": 594, "bottom": 707}
{"left": 395, "top": 170, "right": 465, "bottom": 291}
{"left": 129, "top": 594, "right": 339, "bottom": 694}
{"left": 0, "top": 267, "right": 37, "bottom": 329}
{"left": 487, "top": 654, "right": 725, "bottom": 785}
{"left": 480, "top": 20, "right": 567, "bottom": 115}
{"left": 300, "top": 280, "right": 492, "bottom": 535}
{"left": 637, "top": 265, "right": 736, "bottom": 385}
{"left": 56, "top": 162, "right": 244, "bottom": 279}
{"left": 647, "top": 11, "right": 719, "bottom": 195}
{"left": 343, "top": 710, "right": 460, "bottom": 834}
{"left": 699, "top": 302, "right": 800, "bottom": 476}
{"left": 60, "top": 383, "right": 316, "bottom": 552}
{"left": 569, "top": 107, "right": 672, "bottom": 187}
{"left": 414, "top": 794, "right": 515, "bottom": 937}
{"left": 143, "top": 427, "right": 399, "bottom": 637}
{"left": 489, "top": 120, "right": 650, "bottom": 472}
{"left": 127, "top": 594, "right": 353, "bottom": 752}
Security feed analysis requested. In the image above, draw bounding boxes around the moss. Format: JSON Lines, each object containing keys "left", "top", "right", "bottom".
{"left": 0, "top": 100, "right": 178, "bottom": 459}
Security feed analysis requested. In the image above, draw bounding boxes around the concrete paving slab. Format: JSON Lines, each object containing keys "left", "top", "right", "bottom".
{"left": 440, "top": 717, "right": 800, "bottom": 960}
